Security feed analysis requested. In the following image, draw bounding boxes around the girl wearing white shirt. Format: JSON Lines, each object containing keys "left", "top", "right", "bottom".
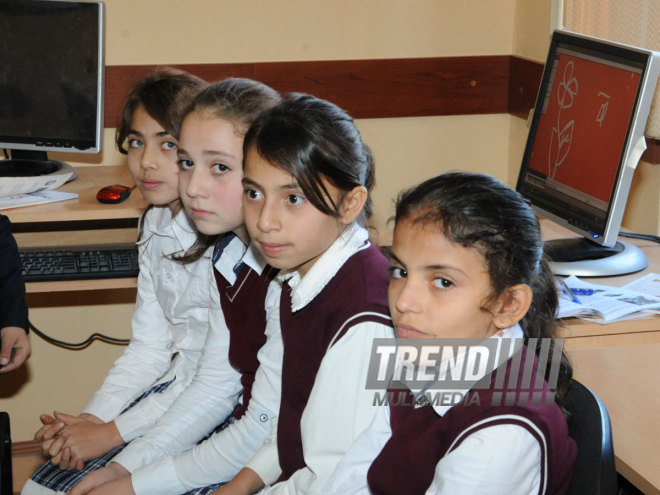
{"left": 68, "top": 79, "right": 283, "bottom": 495}
{"left": 323, "top": 172, "right": 577, "bottom": 494}
{"left": 213, "top": 93, "right": 395, "bottom": 495}
{"left": 21, "top": 69, "right": 217, "bottom": 495}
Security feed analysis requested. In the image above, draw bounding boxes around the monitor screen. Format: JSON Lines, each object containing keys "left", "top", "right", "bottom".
{"left": 0, "top": 0, "right": 104, "bottom": 157}
{"left": 516, "top": 30, "right": 660, "bottom": 251}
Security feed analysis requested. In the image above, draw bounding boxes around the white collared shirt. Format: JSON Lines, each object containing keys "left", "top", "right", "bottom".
{"left": 82, "top": 207, "right": 218, "bottom": 442}
{"left": 246, "top": 223, "right": 395, "bottom": 495}
{"left": 322, "top": 325, "right": 544, "bottom": 495}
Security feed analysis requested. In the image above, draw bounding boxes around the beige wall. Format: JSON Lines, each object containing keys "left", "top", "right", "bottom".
{"left": 4, "top": 0, "right": 653, "bottom": 443}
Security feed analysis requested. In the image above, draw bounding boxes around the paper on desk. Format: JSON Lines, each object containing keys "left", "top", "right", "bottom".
{"left": 557, "top": 274, "right": 660, "bottom": 324}
{"left": 0, "top": 190, "right": 79, "bottom": 210}
{"left": 623, "top": 272, "right": 660, "bottom": 298}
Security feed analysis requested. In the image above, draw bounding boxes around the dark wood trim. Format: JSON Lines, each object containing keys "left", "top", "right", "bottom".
{"left": 103, "top": 56, "right": 660, "bottom": 164}
{"left": 104, "top": 56, "right": 511, "bottom": 126}
{"left": 12, "top": 440, "right": 41, "bottom": 456}
{"left": 508, "top": 55, "right": 544, "bottom": 120}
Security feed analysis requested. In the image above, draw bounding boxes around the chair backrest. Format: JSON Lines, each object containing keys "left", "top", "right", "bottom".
{"left": 0, "top": 412, "right": 12, "bottom": 495}
{"left": 564, "top": 380, "right": 618, "bottom": 495}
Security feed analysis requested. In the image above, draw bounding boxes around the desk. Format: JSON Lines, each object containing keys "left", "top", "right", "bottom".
{"left": 4, "top": 165, "right": 147, "bottom": 293}
{"left": 4, "top": 164, "right": 147, "bottom": 224}
{"left": 541, "top": 221, "right": 660, "bottom": 350}
{"left": 569, "top": 344, "right": 660, "bottom": 495}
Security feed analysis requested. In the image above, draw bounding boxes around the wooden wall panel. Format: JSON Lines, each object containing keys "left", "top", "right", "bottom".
{"left": 103, "top": 56, "right": 511, "bottom": 126}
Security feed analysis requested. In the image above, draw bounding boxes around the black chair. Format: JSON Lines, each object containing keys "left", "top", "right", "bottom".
{"left": 564, "top": 380, "right": 618, "bottom": 495}
{"left": 0, "top": 411, "right": 12, "bottom": 495}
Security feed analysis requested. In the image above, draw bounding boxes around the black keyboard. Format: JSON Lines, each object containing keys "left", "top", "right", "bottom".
{"left": 20, "top": 243, "right": 139, "bottom": 282}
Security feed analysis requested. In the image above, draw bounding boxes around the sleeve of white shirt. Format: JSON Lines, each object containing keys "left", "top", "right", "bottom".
{"left": 83, "top": 221, "right": 174, "bottom": 422}
{"left": 129, "top": 280, "right": 284, "bottom": 495}
{"left": 111, "top": 277, "right": 242, "bottom": 469}
{"left": 259, "top": 320, "right": 393, "bottom": 495}
{"left": 321, "top": 404, "right": 391, "bottom": 495}
{"left": 424, "top": 424, "right": 541, "bottom": 494}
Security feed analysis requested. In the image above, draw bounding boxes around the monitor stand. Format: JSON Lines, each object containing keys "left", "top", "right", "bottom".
{"left": 0, "top": 150, "right": 77, "bottom": 197}
{"left": 544, "top": 237, "right": 648, "bottom": 277}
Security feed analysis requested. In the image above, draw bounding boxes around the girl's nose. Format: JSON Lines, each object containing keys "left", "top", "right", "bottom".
{"left": 392, "top": 279, "right": 422, "bottom": 315}
{"left": 184, "top": 167, "right": 208, "bottom": 198}
{"left": 256, "top": 200, "right": 280, "bottom": 232}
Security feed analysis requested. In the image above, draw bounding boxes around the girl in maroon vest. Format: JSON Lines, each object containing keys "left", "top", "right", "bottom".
{"left": 67, "top": 79, "right": 283, "bottom": 495}
{"left": 324, "top": 172, "right": 577, "bottom": 495}
{"left": 213, "top": 93, "right": 394, "bottom": 495}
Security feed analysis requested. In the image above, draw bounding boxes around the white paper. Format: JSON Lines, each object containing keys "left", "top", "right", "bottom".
{"left": 0, "top": 190, "right": 79, "bottom": 210}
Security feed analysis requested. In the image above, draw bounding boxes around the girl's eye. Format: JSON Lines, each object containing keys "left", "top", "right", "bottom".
{"left": 286, "top": 194, "right": 304, "bottom": 206}
{"left": 162, "top": 141, "right": 177, "bottom": 151}
{"left": 432, "top": 277, "right": 453, "bottom": 290}
{"left": 178, "top": 159, "right": 194, "bottom": 170}
{"left": 244, "top": 188, "right": 263, "bottom": 201}
{"left": 127, "top": 138, "right": 143, "bottom": 149}
{"left": 389, "top": 266, "right": 407, "bottom": 279}
{"left": 212, "top": 163, "right": 230, "bottom": 174}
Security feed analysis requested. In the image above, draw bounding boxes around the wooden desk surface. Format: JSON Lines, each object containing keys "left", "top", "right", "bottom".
{"left": 569, "top": 344, "right": 660, "bottom": 495}
{"left": 3, "top": 165, "right": 147, "bottom": 224}
{"left": 541, "top": 221, "right": 660, "bottom": 349}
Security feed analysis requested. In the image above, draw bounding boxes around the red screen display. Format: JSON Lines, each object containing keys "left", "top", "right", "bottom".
{"left": 528, "top": 49, "right": 641, "bottom": 203}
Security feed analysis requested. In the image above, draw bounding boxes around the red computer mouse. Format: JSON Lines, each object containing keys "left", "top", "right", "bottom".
{"left": 96, "top": 184, "right": 134, "bottom": 204}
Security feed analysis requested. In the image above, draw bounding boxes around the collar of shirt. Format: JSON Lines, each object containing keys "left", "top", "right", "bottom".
{"left": 213, "top": 236, "right": 268, "bottom": 285}
{"left": 137, "top": 207, "right": 199, "bottom": 253}
{"left": 400, "top": 324, "right": 524, "bottom": 417}
{"left": 277, "top": 223, "right": 369, "bottom": 313}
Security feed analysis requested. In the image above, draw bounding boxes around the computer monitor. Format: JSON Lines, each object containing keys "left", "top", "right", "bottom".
{"left": 0, "top": 0, "right": 104, "bottom": 194}
{"left": 516, "top": 30, "right": 660, "bottom": 276}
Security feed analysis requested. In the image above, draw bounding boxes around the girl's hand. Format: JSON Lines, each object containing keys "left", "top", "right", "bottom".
{"left": 47, "top": 413, "right": 123, "bottom": 469}
{"left": 34, "top": 413, "right": 65, "bottom": 445}
{"left": 69, "top": 463, "right": 131, "bottom": 495}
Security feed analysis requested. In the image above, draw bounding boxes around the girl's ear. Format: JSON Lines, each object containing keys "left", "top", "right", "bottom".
{"left": 339, "top": 186, "right": 368, "bottom": 225}
{"left": 491, "top": 283, "right": 533, "bottom": 329}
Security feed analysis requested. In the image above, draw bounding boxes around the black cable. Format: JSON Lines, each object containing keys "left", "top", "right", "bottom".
{"left": 619, "top": 231, "right": 660, "bottom": 243}
{"left": 29, "top": 319, "right": 130, "bottom": 349}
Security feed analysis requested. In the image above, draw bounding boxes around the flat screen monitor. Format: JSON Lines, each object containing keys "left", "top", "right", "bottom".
{"left": 516, "top": 30, "right": 660, "bottom": 276}
{"left": 0, "top": 0, "right": 104, "bottom": 188}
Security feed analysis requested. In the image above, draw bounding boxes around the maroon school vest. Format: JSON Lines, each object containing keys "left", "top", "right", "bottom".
{"left": 214, "top": 260, "right": 278, "bottom": 419}
{"left": 367, "top": 346, "right": 576, "bottom": 495}
{"left": 276, "top": 244, "right": 392, "bottom": 483}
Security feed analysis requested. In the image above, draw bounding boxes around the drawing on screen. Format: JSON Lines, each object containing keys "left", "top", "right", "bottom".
{"left": 549, "top": 61, "right": 578, "bottom": 179}
{"left": 596, "top": 91, "right": 610, "bottom": 127}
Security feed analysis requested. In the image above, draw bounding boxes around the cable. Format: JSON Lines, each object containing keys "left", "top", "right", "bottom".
{"left": 619, "top": 232, "right": 660, "bottom": 243}
{"left": 29, "top": 319, "right": 130, "bottom": 349}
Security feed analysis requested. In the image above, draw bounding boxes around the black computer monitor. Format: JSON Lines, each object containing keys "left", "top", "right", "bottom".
{"left": 516, "top": 30, "right": 660, "bottom": 276}
{"left": 0, "top": 0, "right": 104, "bottom": 184}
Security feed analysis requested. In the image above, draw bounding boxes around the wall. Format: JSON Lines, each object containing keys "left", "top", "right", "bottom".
{"left": 3, "top": 0, "right": 555, "bottom": 443}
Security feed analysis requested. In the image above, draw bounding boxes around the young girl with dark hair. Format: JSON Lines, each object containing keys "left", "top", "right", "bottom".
{"left": 68, "top": 79, "right": 282, "bottom": 495}
{"left": 22, "top": 68, "right": 215, "bottom": 495}
{"left": 323, "top": 172, "right": 577, "bottom": 495}
{"left": 212, "top": 93, "right": 394, "bottom": 495}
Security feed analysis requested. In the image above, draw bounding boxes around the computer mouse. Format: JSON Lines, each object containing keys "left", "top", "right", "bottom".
{"left": 96, "top": 184, "right": 134, "bottom": 204}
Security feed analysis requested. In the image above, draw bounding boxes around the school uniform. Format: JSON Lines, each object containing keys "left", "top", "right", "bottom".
{"left": 0, "top": 214, "right": 28, "bottom": 332}
{"left": 323, "top": 325, "right": 577, "bottom": 495}
{"left": 247, "top": 223, "right": 394, "bottom": 495}
{"left": 23, "top": 207, "right": 221, "bottom": 495}
{"left": 122, "top": 237, "right": 283, "bottom": 495}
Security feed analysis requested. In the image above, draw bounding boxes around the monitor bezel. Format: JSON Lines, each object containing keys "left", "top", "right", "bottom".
{"left": 0, "top": 0, "right": 105, "bottom": 156}
{"left": 516, "top": 29, "right": 660, "bottom": 247}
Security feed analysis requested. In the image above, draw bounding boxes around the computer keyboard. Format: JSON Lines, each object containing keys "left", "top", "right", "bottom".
{"left": 20, "top": 243, "right": 139, "bottom": 282}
